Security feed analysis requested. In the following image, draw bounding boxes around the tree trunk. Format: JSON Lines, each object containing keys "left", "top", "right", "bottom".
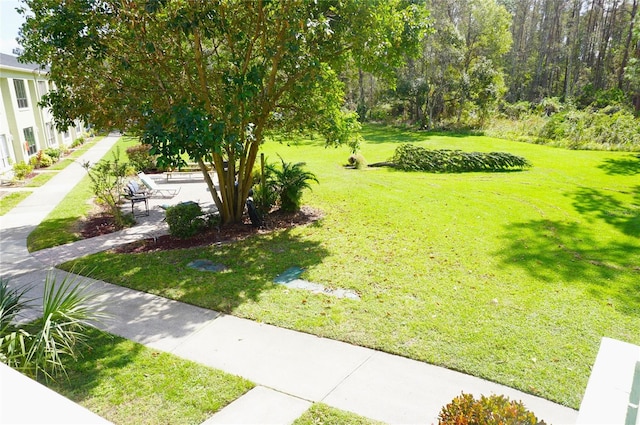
{"left": 618, "top": 0, "right": 638, "bottom": 89}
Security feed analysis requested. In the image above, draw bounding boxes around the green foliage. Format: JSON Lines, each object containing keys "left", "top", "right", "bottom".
{"left": 392, "top": 144, "right": 531, "bottom": 172}
{"left": 126, "top": 144, "right": 157, "bottom": 172}
{"left": 438, "top": 393, "right": 545, "bottom": 425}
{"left": 30, "top": 150, "right": 54, "bottom": 169}
{"left": 264, "top": 157, "right": 319, "bottom": 213}
{"left": 43, "top": 148, "right": 62, "bottom": 162}
{"left": 0, "top": 273, "right": 102, "bottom": 380}
{"left": 71, "top": 136, "right": 85, "bottom": 148}
{"left": 19, "top": 0, "right": 427, "bottom": 224}
{"left": 82, "top": 149, "right": 130, "bottom": 228}
{"left": 12, "top": 161, "right": 33, "bottom": 180}
{"left": 539, "top": 107, "right": 640, "bottom": 150}
{"left": 165, "top": 202, "right": 206, "bottom": 239}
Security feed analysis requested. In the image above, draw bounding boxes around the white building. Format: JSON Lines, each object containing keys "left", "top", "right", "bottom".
{"left": 0, "top": 53, "right": 86, "bottom": 174}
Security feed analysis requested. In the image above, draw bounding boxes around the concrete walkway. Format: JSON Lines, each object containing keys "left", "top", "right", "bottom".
{"left": 0, "top": 134, "right": 578, "bottom": 424}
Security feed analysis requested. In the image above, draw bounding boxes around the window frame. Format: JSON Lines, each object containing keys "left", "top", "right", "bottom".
{"left": 13, "top": 79, "right": 29, "bottom": 109}
{"left": 23, "top": 127, "right": 37, "bottom": 156}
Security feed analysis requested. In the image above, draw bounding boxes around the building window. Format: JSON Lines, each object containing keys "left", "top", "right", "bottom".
{"left": 23, "top": 127, "right": 37, "bottom": 156}
{"left": 45, "top": 123, "right": 56, "bottom": 146}
{"left": 0, "top": 135, "right": 10, "bottom": 169}
{"left": 37, "top": 80, "right": 48, "bottom": 99}
{"left": 13, "top": 79, "right": 29, "bottom": 108}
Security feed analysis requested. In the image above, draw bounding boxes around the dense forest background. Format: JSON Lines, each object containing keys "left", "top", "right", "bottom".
{"left": 345, "top": 0, "right": 640, "bottom": 150}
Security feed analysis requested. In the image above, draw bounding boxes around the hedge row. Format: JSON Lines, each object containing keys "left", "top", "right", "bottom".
{"left": 391, "top": 144, "right": 531, "bottom": 172}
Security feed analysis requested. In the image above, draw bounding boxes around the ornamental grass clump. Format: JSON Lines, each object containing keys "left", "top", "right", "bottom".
{"left": 392, "top": 144, "right": 531, "bottom": 172}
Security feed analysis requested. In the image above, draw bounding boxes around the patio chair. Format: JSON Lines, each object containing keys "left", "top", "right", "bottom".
{"left": 124, "top": 180, "right": 150, "bottom": 216}
{"left": 138, "top": 172, "right": 181, "bottom": 198}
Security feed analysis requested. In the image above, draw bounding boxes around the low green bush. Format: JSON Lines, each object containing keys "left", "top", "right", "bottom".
{"left": 44, "top": 148, "right": 62, "bottom": 161}
{"left": 12, "top": 161, "right": 33, "bottom": 180}
{"left": 438, "top": 393, "right": 545, "bottom": 425}
{"left": 30, "top": 151, "right": 54, "bottom": 169}
{"left": 165, "top": 202, "right": 206, "bottom": 239}
{"left": 71, "top": 136, "right": 85, "bottom": 148}
{"left": 392, "top": 144, "right": 531, "bottom": 172}
{"left": 126, "top": 144, "right": 157, "bottom": 172}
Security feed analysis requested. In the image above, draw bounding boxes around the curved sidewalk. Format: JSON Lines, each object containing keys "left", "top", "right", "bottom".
{"left": 0, "top": 135, "right": 578, "bottom": 424}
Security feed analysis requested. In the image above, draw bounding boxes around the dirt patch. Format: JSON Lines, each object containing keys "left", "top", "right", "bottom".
{"left": 80, "top": 206, "right": 324, "bottom": 254}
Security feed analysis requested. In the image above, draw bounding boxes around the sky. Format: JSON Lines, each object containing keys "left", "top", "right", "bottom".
{"left": 0, "top": 0, "right": 26, "bottom": 55}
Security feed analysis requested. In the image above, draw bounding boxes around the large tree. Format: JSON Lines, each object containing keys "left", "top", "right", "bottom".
{"left": 18, "top": 0, "right": 427, "bottom": 223}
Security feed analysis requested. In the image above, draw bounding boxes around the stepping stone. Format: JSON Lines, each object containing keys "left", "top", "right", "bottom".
{"left": 187, "top": 259, "right": 227, "bottom": 272}
{"left": 274, "top": 266, "right": 305, "bottom": 284}
{"left": 275, "top": 268, "right": 360, "bottom": 300}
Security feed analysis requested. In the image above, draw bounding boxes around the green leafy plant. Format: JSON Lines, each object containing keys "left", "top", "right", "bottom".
{"left": 438, "top": 393, "right": 546, "bottom": 425}
{"left": 0, "top": 273, "right": 103, "bottom": 380}
{"left": 82, "top": 148, "right": 131, "bottom": 228}
{"left": 126, "top": 144, "right": 157, "bottom": 172}
{"left": 165, "top": 202, "right": 206, "bottom": 239}
{"left": 30, "top": 150, "right": 54, "bottom": 169}
{"left": 265, "top": 156, "right": 318, "bottom": 212}
{"left": 12, "top": 161, "right": 33, "bottom": 180}
{"left": 44, "top": 148, "right": 63, "bottom": 162}
{"left": 391, "top": 144, "right": 531, "bottom": 172}
{"left": 71, "top": 136, "right": 86, "bottom": 148}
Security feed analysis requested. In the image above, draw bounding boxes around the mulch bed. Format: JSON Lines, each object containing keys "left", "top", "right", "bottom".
{"left": 80, "top": 206, "right": 323, "bottom": 254}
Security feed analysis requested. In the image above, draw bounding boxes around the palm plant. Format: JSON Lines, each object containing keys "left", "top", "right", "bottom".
{"left": 265, "top": 156, "right": 318, "bottom": 213}
{"left": 0, "top": 272, "right": 102, "bottom": 380}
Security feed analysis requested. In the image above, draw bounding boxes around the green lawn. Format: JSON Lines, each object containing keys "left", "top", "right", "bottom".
{"left": 43, "top": 327, "right": 253, "bottom": 425}
{"left": 0, "top": 191, "right": 31, "bottom": 216}
{"left": 293, "top": 403, "right": 384, "bottom": 425}
{"left": 60, "top": 124, "right": 640, "bottom": 408}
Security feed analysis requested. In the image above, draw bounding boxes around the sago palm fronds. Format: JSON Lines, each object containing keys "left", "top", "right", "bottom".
{"left": 0, "top": 272, "right": 103, "bottom": 380}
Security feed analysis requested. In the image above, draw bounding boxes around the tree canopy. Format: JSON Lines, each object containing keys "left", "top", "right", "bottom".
{"left": 18, "top": 0, "right": 428, "bottom": 223}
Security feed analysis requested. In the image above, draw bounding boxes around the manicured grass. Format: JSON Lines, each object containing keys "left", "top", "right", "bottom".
{"left": 42, "top": 327, "right": 253, "bottom": 424}
{"left": 61, "top": 124, "right": 640, "bottom": 409}
{"left": 0, "top": 191, "right": 31, "bottom": 216}
{"left": 293, "top": 403, "right": 384, "bottom": 425}
{"left": 24, "top": 172, "right": 56, "bottom": 187}
{"left": 27, "top": 136, "right": 138, "bottom": 252}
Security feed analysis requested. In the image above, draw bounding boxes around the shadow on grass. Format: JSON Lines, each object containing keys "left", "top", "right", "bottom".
{"left": 77, "top": 228, "right": 330, "bottom": 315}
{"left": 40, "top": 327, "right": 141, "bottom": 402}
{"left": 495, "top": 219, "right": 640, "bottom": 315}
{"left": 27, "top": 216, "right": 82, "bottom": 252}
{"left": 571, "top": 186, "right": 640, "bottom": 237}
{"left": 597, "top": 155, "right": 640, "bottom": 176}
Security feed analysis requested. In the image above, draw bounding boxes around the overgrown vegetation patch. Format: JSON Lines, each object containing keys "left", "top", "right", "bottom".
{"left": 389, "top": 143, "right": 531, "bottom": 172}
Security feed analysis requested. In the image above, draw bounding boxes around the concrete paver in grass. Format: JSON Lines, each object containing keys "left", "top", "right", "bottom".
{"left": 202, "top": 386, "right": 311, "bottom": 425}
{"left": 275, "top": 266, "right": 361, "bottom": 300}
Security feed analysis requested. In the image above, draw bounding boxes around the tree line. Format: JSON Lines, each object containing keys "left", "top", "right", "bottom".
{"left": 347, "top": 0, "right": 640, "bottom": 128}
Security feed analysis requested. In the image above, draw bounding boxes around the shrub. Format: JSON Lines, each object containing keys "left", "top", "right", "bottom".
{"left": 126, "top": 144, "right": 157, "bottom": 172}
{"left": 31, "top": 151, "right": 54, "bottom": 169}
{"left": 265, "top": 156, "right": 318, "bottom": 213}
{"left": 12, "top": 161, "right": 33, "bottom": 180}
{"left": 392, "top": 144, "right": 531, "bottom": 172}
{"left": 83, "top": 149, "right": 130, "bottom": 228}
{"left": 0, "top": 273, "right": 103, "bottom": 380}
{"left": 165, "top": 202, "right": 206, "bottom": 239}
{"left": 43, "top": 148, "right": 62, "bottom": 162}
{"left": 70, "top": 136, "right": 85, "bottom": 148}
{"left": 438, "top": 393, "right": 545, "bottom": 425}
